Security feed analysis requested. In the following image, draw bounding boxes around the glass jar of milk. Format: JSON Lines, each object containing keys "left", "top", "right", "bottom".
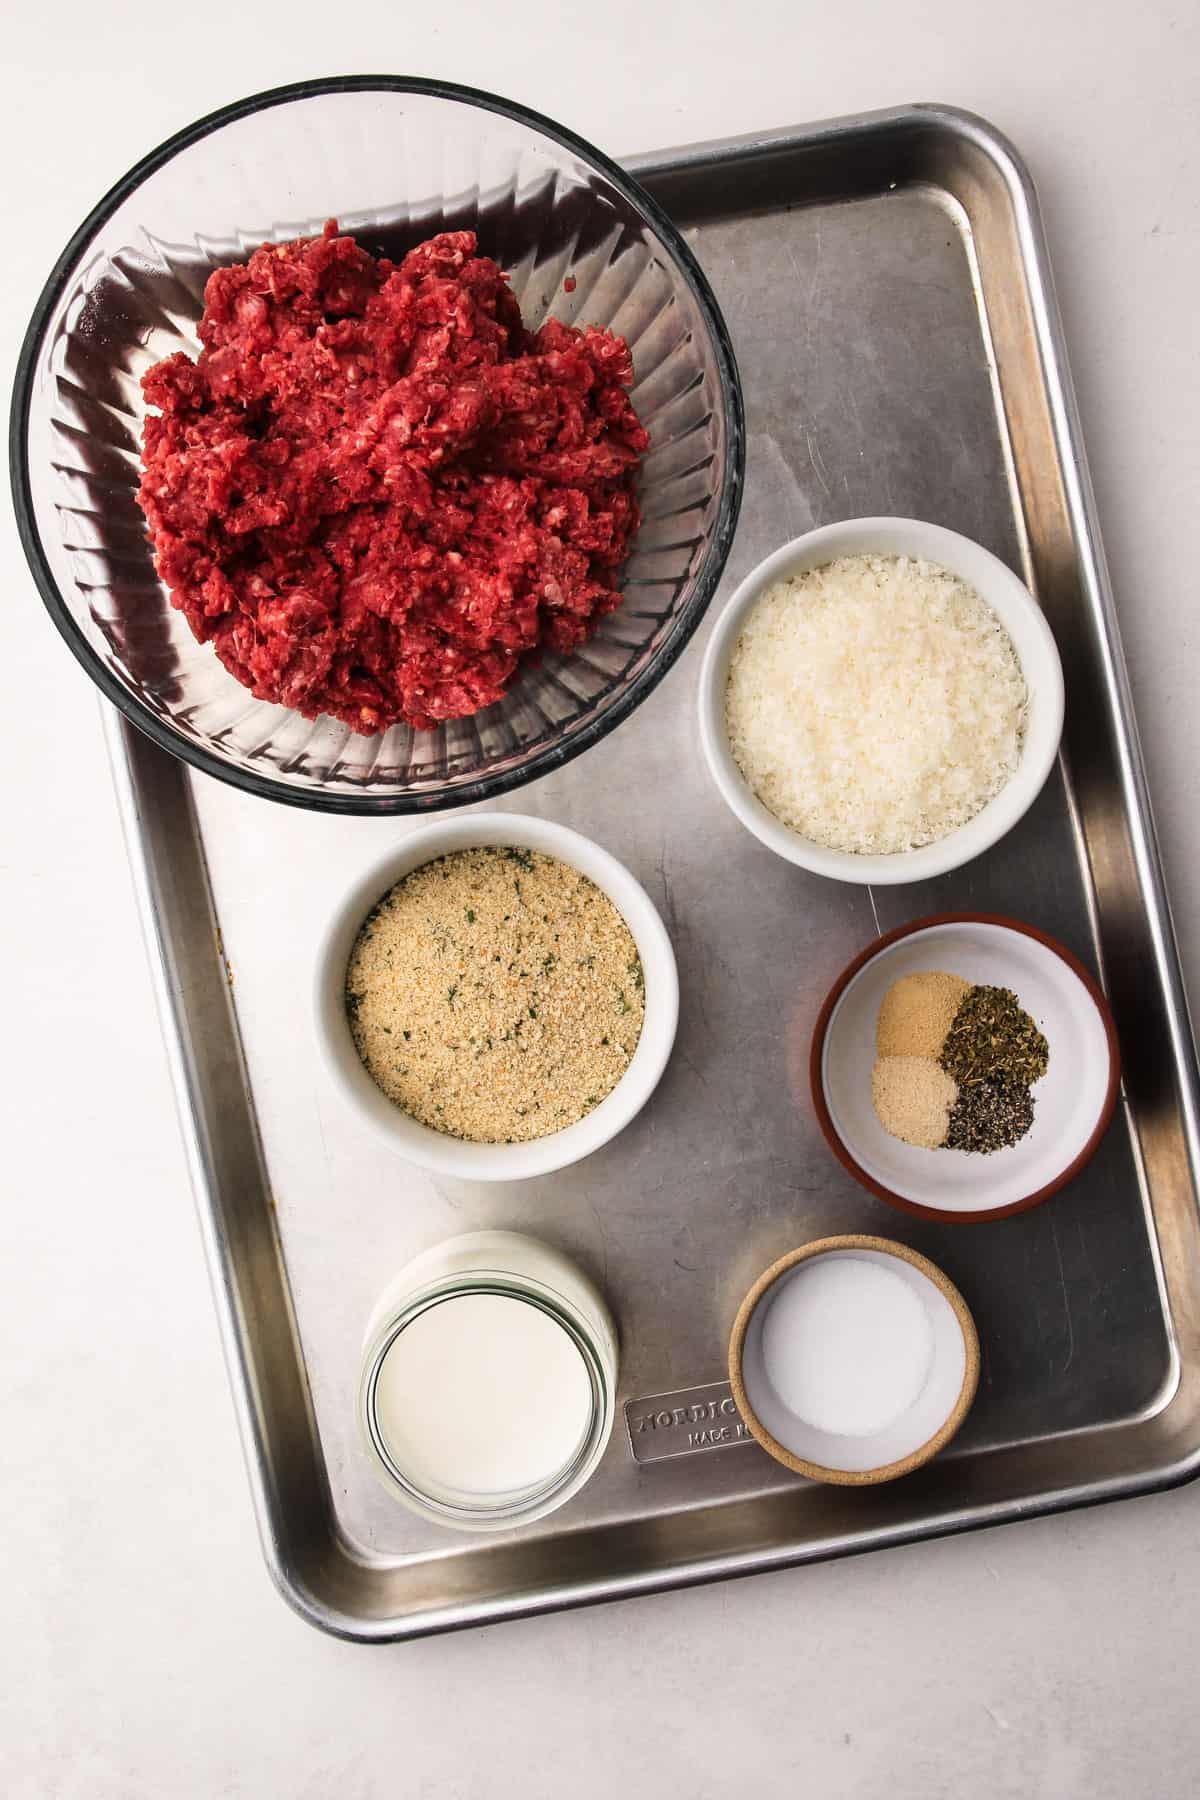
{"left": 358, "top": 1230, "right": 619, "bottom": 1531}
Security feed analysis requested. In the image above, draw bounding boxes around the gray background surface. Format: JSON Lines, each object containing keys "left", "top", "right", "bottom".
{"left": 4, "top": 2, "right": 1198, "bottom": 1795}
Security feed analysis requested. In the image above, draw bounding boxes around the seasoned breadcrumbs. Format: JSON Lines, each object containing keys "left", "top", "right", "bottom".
{"left": 345, "top": 847, "right": 645, "bottom": 1144}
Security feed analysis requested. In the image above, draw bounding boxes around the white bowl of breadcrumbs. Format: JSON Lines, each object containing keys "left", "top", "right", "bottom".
{"left": 314, "top": 814, "right": 679, "bottom": 1180}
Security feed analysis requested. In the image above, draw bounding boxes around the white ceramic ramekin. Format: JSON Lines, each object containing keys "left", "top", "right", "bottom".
{"left": 697, "top": 517, "right": 1065, "bottom": 885}
{"left": 313, "top": 813, "right": 678, "bottom": 1180}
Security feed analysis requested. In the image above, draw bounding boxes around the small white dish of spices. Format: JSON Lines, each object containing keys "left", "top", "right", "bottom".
{"left": 811, "top": 914, "right": 1120, "bottom": 1221}
{"left": 314, "top": 814, "right": 678, "bottom": 1181}
{"left": 729, "top": 1236, "right": 979, "bottom": 1484}
{"left": 697, "top": 517, "right": 1064, "bottom": 885}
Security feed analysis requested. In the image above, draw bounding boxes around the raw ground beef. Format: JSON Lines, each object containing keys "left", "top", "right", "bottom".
{"left": 137, "top": 224, "right": 649, "bottom": 733}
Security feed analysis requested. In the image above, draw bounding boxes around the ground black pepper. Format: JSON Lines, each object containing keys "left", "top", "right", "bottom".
{"left": 944, "top": 1078, "right": 1035, "bottom": 1153}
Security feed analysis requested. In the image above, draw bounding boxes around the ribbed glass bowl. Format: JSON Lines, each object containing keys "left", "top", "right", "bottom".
{"left": 11, "top": 77, "right": 744, "bottom": 813}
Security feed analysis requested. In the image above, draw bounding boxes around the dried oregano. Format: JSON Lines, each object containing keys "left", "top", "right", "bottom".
{"left": 939, "top": 985, "right": 1048, "bottom": 1090}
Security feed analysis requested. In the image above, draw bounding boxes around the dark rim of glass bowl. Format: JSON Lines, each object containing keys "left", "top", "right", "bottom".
{"left": 10, "top": 73, "right": 746, "bottom": 816}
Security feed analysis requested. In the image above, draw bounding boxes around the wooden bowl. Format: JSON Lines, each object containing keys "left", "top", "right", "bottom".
{"left": 729, "top": 1236, "right": 980, "bottom": 1485}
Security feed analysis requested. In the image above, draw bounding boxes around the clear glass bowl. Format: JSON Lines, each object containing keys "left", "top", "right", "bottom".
{"left": 11, "top": 77, "right": 744, "bottom": 813}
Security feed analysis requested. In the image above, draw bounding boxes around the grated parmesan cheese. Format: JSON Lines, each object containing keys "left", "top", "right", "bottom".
{"left": 724, "top": 554, "right": 1028, "bottom": 855}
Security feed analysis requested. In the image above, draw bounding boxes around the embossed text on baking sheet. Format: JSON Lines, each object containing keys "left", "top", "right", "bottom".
{"left": 624, "top": 1381, "right": 756, "bottom": 1463}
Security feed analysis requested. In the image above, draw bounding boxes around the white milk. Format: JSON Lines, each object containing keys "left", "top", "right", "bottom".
{"left": 759, "top": 1255, "right": 934, "bottom": 1437}
{"left": 359, "top": 1230, "right": 618, "bottom": 1529}
{"left": 373, "top": 1292, "right": 594, "bottom": 1501}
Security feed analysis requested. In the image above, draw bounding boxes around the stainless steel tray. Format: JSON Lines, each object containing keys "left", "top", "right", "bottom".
{"left": 109, "top": 104, "right": 1200, "bottom": 1641}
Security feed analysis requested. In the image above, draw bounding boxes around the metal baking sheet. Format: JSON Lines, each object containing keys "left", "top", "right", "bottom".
{"left": 107, "top": 104, "right": 1200, "bottom": 1640}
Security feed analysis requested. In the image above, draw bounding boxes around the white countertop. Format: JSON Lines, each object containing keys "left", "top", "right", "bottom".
{"left": 4, "top": 3, "right": 1198, "bottom": 1794}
